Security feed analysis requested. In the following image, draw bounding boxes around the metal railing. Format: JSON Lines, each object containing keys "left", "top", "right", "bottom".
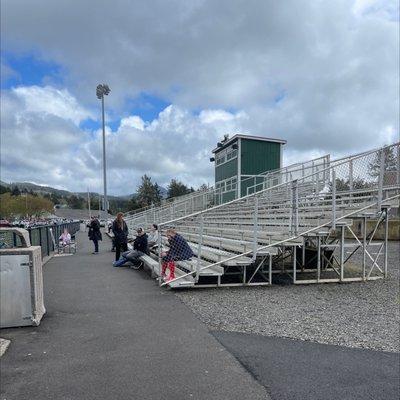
{"left": 0, "top": 222, "right": 80, "bottom": 258}
{"left": 245, "top": 154, "right": 330, "bottom": 195}
{"left": 125, "top": 154, "right": 332, "bottom": 232}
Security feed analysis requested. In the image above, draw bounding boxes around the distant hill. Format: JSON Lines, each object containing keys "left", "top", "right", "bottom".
{"left": 0, "top": 180, "right": 141, "bottom": 200}
{"left": 1, "top": 180, "right": 73, "bottom": 197}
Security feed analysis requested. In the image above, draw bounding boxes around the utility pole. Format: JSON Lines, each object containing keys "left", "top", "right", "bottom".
{"left": 87, "top": 188, "right": 91, "bottom": 219}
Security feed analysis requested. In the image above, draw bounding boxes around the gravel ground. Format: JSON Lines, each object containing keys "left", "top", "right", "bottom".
{"left": 176, "top": 241, "right": 400, "bottom": 353}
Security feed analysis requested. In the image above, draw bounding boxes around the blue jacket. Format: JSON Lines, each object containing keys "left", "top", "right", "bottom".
{"left": 165, "top": 234, "right": 194, "bottom": 261}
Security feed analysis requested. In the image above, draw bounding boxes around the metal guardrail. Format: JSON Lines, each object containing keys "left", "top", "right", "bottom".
{"left": 0, "top": 222, "right": 80, "bottom": 258}
{"left": 125, "top": 154, "right": 333, "bottom": 231}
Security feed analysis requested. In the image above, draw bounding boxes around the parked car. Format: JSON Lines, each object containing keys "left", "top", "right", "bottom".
{"left": 0, "top": 219, "right": 11, "bottom": 227}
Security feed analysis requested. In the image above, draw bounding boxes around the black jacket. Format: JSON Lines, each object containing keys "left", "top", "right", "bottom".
{"left": 134, "top": 233, "right": 148, "bottom": 254}
{"left": 112, "top": 219, "right": 128, "bottom": 244}
{"left": 88, "top": 219, "right": 102, "bottom": 241}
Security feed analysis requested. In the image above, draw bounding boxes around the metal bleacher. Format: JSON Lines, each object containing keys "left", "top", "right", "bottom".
{"left": 126, "top": 143, "right": 400, "bottom": 289}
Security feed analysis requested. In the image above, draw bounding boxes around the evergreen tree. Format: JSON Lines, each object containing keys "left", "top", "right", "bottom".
{"left": 0, "top": 185, "right": 10, "bottom": 195}
{"left": 137, "top": 175, "right": 161, "bottom": 207}
{"left": 50, "top": 193, "right": 61, "bottom": 205}
{"left": 153, "top": 183, "right": 162, "bottom": 204}
{"left": 167, "top": 179, "right": 190, "bottom": 198}
{"left": 128, "top": 196, "right": 141, "bottom": 211}
{"left": 11, "top": 186, "right": 21, "bottom": 196}
{"left": 66, "top": 195, "right": 85, "bottom": 209}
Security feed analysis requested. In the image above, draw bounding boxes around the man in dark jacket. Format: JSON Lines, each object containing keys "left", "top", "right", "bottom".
{"left": 113, "top": 228, "right": 148, "bottom": 268}
{"left": 88, "top": 216, "right": 102, "bottom": 254}
{"left": 161, "top": 228, "right": 194, "bottom": 281}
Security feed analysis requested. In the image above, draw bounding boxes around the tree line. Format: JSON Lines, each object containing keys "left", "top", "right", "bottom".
{"left": 128, "top": 175, "right": 205, "bottom": 211}
{"left": 0, "top": 176, "right": 209, "bottom": 218}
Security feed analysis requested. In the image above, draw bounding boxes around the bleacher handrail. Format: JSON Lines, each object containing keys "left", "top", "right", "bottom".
{"left": 158, "top": 142, "right": 399, "bottom": 228}
{"left": 125, "top": 153, "right": 335, "bottom": 228}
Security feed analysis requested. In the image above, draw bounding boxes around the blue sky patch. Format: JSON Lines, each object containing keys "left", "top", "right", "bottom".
{"left": 126, "top": 92, "right": 170, "bottom": 122}
{"left": 80, "top": 117, "right": 121, "bottom": 135}
{"left": 1, "top": 52, "right": 64, "bottom": 89}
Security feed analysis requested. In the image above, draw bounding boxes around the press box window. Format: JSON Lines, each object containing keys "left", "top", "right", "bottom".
{"left": 226, "top": 148, "right": 237, "bottom": 161}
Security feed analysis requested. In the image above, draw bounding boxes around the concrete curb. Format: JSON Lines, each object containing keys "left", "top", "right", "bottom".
{"left": 0, "top": 338, "right": 11, "bottom": 357}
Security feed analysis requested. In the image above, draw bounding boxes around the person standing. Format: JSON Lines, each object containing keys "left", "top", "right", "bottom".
{"left": 88, "top": 216, "right": 102, "bottom": 254}
{"left": 112, "top": 212, "right": 128, "bottom": 262}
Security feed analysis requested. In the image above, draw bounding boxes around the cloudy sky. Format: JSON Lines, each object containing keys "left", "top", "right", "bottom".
{"left": 1, "top": 0, "right": 398, "bottom": 195}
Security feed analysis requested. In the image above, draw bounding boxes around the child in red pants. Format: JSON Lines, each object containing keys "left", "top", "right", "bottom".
{"left": 161, "top": 228, "right": 194, "bottom": 282}
{"left": 161, "top": 261, "right": 175, "bottom": 281}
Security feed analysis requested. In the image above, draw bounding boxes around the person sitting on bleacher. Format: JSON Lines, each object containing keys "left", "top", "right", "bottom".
{"left": 161, "top": 228, "right": 194, "bottom": 282}
{"left": 113, "top": 228, "right": 148, "bottom": 269}
{"left": 147, "top": 224, "right": 159, "bottom": 251}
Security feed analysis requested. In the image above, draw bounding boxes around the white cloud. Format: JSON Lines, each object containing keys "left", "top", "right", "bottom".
{"left": 352, "top": 0, "right": 398, "bottom": 19}
{"left": 199, "top": 109, "right": 247, "bottom": 124}
{"left": 1, "top": 1, "right": 399, "bottom": 195}
{"left": 1, "top": 85, "right": 250, "bottom": 194}
{"left": 12, "top": 86, "right": 93, "bottom": 125}
{"left": 120, "top": 115, "right": 145, "bottom": 130}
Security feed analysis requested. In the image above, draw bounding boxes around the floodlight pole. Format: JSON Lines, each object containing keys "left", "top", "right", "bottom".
{"left": 97, "top": 83, "right": 110, "bottom": 220}
{"left": 101, "top": 94, "right": 108, "bottom": 219}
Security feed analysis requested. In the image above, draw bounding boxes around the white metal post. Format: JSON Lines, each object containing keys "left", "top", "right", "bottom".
{"left": 252, "top": 197, "right": 259, "bottom": 261}
{"left": 377, "top": 149, "right": 385, "bottom": 211}
{"left": 317, "top": 235, "right": 321, "bottom": 282}
{"left": 340, "top": 225, "right": 345, "bottom": 281}
{"left": 291, "top": 180, "right": 298, "bottom": 236}
{"left": 332, "top": 169, "right": 336, "bottom": 230}
{"left": 269, "top": 254, "right": 272, "bottom": 285}
{"left": 349, "top": 159, "right": 353, "bottom": 204}
{"left": 362, "top": 216, "right": 367, "bottom": 281}
{"left": 196, "top": 215, "right": 204, "bottom": 283}
{"left": 397, "top": 145, "right": 400, "bottom": 185}
{"left": 293, "top": 245, "right": 297, "bottom": 284}
{"left": 383, "top": 208, "right": 388, "bottom": 278}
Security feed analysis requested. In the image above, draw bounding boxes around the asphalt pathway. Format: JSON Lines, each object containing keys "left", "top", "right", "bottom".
{"left": 0, "top": 232, "right": 268, "bottom": 400}
{"left": 213, "top": 331, "right": 400, "bottom": 400}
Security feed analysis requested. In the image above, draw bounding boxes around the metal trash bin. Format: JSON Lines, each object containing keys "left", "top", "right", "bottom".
{"left": 0, "top": 228, "right": 46, "bottom": 328}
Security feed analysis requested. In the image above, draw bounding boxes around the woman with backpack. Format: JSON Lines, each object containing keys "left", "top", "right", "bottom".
{"left": 112, "top": 212, "right": 128, "bottom": 262}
